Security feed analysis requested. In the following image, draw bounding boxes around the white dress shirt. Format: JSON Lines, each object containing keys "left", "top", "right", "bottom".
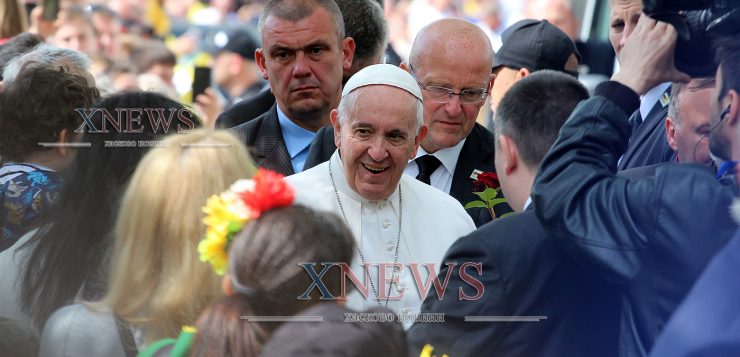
{"left": 640, "top": 82, "right": 671, "bottom": 120}
{"left": 403, "top": 138, "right": 466, "bottom": 194}
{"left": 287, "top": 151, "right": 476, "bottom": 327}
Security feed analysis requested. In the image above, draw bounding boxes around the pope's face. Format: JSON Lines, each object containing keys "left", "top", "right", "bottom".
{"left": 333, "top": 85, "right": 426, "bottom": 201}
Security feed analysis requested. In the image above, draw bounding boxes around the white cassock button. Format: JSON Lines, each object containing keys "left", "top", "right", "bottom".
{"left": 382, "top": 220, "right": 391, "bottom": 229}
{"left": 386, "top": 243, "right": 394, "bottom": 252}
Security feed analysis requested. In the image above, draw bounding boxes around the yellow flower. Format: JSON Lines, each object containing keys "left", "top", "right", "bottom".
{"left": 198, "top": 229, "right": 230, "bottom": 275}
{"left": 420, "top": 345, "right": 434, "bottom": 357}
{"left": 198, "top": 173, "right": 293, "bottom": 276}
{"left": 419, "top": 344, "right": 449, "bottom": 357}
{"left": 199, "top": 191, "right": 253, "bottom": 275}
{"left": 202, "top": 195, "right": 248, "bottom": 235}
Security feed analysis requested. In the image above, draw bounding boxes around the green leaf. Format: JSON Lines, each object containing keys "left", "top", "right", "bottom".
{"left": 464, "top": 201, "right": 488, "bottom": 209}
{"left": 473, "top": 187, "right": 499, "bottom": 202}
{"left": 500, "top": 212, "right": 516, "bottom": 219}
{"left": 487, "top": 198, "right": 509, "bottom": 206}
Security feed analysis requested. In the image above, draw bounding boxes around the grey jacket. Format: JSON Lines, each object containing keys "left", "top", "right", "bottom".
{"left": 39, "top": 304, "right": 141, "bottom": 357}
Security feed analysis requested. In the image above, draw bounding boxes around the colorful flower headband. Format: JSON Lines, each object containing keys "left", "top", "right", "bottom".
{"left": 198, "top": 169, "right": 295, "bottom": 275}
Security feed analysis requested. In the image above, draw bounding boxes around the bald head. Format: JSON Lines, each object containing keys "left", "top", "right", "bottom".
{"left": 409, "top": 19, "right": 493, "bottom": 71}
{"left": 403, "top": 18, "right": 494, "bottom": 153}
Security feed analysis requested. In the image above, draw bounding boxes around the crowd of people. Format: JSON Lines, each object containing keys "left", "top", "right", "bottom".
{"left": 1, "top": 0, "right": 739, "bottom": 356}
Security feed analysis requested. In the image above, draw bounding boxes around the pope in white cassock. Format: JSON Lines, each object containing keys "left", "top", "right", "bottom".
{"left": 286, "top": 64, "right": 476, "bottom": 326}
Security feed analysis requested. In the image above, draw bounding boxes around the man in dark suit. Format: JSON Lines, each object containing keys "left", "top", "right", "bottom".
{"left": 217, "top": 0, "right": 388, "bottom": 132}
{"left": 617, "top": 83, "right": 675, "bottom": 170}
{"left": 407, "top": 71, "right": 620, "bottom": 357}
{"left": 228, "top": 0, "right": 355, "bottom": 176}
{"left": 608, "top": 0, "right": 676, "bottom": 170}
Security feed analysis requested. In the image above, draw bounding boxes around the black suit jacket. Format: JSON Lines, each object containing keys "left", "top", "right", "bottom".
{"left": 216, "top": 87, "right": 276, "bottom": 129}
{"left": 406, "top": 210, "right": 621, "bottom": 357}
{"left": 618, "top": 87, "right": 676, "bottom": 170}
{"left": 229, "top": 104, "right": 294, "bottom": 176}
{"left": 303, "top": 123, "right": 512, "bottom": 227}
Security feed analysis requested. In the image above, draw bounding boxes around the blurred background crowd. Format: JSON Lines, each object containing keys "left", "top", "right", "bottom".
{"left": 0, "top": 0, "right": 616, "bottom": 127}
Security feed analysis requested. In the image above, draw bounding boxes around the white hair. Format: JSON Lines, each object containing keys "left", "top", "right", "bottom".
{"left": 337, "top": 87, "right": 424, "bottom": 134}
{"left": 2, "top": 43, "right": 91, "bottom": 84}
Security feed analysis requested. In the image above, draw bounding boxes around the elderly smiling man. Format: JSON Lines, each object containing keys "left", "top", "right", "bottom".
{"left": 287, "top": 64, "right": 475, "bottom": 323}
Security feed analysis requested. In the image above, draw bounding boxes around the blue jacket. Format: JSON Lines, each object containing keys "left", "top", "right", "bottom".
{"left": 532, "top": 81, "right": 739, "bottom": 356}
{"left": 649, "top": 228, "right": 740, "bottom": 357}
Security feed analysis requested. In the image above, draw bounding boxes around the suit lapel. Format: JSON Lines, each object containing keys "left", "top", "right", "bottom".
{"left": 619, "top": 102, "right": 667, "bottom": 170}
{"left": 449, "top": 124, "right": 495, "bottom": 204}
{"left": 619, "top": 87, "right": 671, "bottom": 169}
{"left": 449, "top": 124, "right": 500, "bottom": 226}
{"left": 252, "top": 106, "right": 295, "bottom": 175}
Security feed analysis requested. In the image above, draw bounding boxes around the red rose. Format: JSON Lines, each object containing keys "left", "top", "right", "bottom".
{"left": 476, "top": 172, "right": 500, "bottom": 190}
{"left": 472, "top": 180, "right": 487, "bottom": 192}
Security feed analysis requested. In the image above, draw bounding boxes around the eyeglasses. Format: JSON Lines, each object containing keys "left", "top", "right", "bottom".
{"left": 409, "top": 64, "right": 488, "bottom": 104}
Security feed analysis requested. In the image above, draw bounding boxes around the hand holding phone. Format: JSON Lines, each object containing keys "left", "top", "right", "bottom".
{"left": 191, "top": 66, "right": 212, "bottom": 103}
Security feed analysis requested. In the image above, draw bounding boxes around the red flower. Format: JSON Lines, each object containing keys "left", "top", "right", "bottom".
{"left": 238, "top": 169, "right": 295, "bottom": 218}
{"left": 473, "top": 172, "right": 500, "bottom": 192}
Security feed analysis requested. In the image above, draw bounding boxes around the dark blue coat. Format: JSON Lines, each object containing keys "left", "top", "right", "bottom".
{"left": 649, "top": 228, "right": 740, "bottom": 357}
{"left": 406, "top": 210, "right": 621, "bottom": 357}
{"left": 532, "top": 81, "right": 738, "bottom": 356}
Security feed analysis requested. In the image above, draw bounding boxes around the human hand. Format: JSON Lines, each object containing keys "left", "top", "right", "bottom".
{"left": 28, "top": 5, "right": 59, "bottom": 40}
{"left": 195, "top": 88, "right": 224, "bottom": 128}
{"left": 611, "top": 14, "right": 691, "bottom": 95}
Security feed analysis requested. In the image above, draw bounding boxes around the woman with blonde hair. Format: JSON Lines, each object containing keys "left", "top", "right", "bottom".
{"left": 38, "top": 129, "right": 255, "bottom": 356}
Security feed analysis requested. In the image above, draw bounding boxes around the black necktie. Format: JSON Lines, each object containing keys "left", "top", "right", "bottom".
{"left": 415, "top": 155, "right": 442, "bottom": 185}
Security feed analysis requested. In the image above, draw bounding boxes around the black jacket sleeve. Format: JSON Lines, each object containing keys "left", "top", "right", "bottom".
{"left": 532, "top": 81, "right": 660, "bottom": 284}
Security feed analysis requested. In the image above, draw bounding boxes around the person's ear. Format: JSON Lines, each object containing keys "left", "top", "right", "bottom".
{"left": 410, "top": 124, "right": 429, "bottom": 159}
{"left": 516, "top": 68, "right": 530, "bottom": 79}
{"left": 222, "top": 274, "right": 235, "bottom": 296}
{"left": 341, "top": 37, "right": 356, "bottom": 72}
{"left": 665, "top": 117, "right": 678, "bottom": 151}
{"left": 255, "top": 48, "right": 269, "bottom": 80}
{"left": 487, "top": 73, "right": 495, "bottom": 93}
{"left": 724, "top": 89, "right": 739, "bottom": 127}
{"left": 56, "top": 128, "right": 71, "bottom": 156}
{"left": 331, "top": 109, "right": 342, "bottom": 148}
{"left": 498, "top": 134, "right": 519, "bottom": 176}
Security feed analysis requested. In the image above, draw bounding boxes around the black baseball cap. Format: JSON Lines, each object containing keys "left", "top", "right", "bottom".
{"left": 213, "top": 28, "right": 258, "bottom": 60}
{"left": 493, "top": 19, "right": 581, "bottom": 77}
